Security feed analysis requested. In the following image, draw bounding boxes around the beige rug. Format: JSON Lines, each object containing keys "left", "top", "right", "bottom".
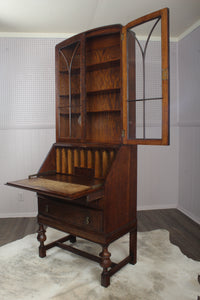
{"left": 0, "top": 228, "right": 199, "bottom": 300}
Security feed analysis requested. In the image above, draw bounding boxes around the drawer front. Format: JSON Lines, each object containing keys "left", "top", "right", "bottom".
{"left": 38, "top": 197, "right": 103, "bottom": 232}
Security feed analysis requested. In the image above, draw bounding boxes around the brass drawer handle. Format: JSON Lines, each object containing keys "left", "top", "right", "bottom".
{"left": 85, "top": 216, "right": 90, "bottom": 225}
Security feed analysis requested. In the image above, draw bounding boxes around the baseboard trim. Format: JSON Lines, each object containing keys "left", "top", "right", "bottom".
{"left": 1, "top": 205, "right": 178, "bottom": 218}
{"left": 137, "top": 204, "right": 177, "bottom": 211}
{"left": 1, "top": 206, "right": 198, "bottom": 226}
{"left": 0, "top": 212, "right": 37, "bottom": 218}
{"left": 177, "top": 206, "right": 200, "bottom": 225}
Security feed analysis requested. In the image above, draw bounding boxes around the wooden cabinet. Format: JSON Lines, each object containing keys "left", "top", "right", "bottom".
{"left": 56, "top": 26, "right": 123, "bottom": 144}
{"left": 7, "top": 8, "right": 169, "bottom": 287}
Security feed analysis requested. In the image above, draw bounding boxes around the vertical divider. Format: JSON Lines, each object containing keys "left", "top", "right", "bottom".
{"left": 108, "top": 149, "right": 116, "bottom": 172}
{"left": 110, "top": 150, "right": 115, "bottom": 163}
{"left": 84, "top": 149, "right": 88, "bottom": 167}
{"left": 102, "top": 150, "right": 108, "bottom": 177}
{"left": 56, "top": 147, "right": 116, "bottom": 177}
{"left": 71, "top": 148, "right": 74, "bottom": 174}
{"left": 67, "top": 149, "right": 72, "bottom": 174}
{"left": 94, "top": 150, "right": 100, "bottom": 178}
{"left": 74, "top": 149, "right": 77, "bottom": 167}
{"left": 61, "top": 148, "right": 67, "bottom": 174}
{"left": 77, "top": 149, "right": 81, "bottom": 167}
{"left": 74, "top": 149, "right": 79, "bottom": 168}
{"left": 56, "top": 148, "right": 61, "bottom": 173}
{"left": 91, "top": 150, "right": 95, "bottom": 172}
{"left": 99, "top": 150, "right": 103, "bottom": 178}
{"left": 87, "top": 149, "right": 92, "bottom": 168}
{"left": 80, "top": 149, "right": 85, "bottom": 167}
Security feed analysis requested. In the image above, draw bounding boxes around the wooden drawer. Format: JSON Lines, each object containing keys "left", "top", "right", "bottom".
{"left": 38, "top": 196, "right": 103, "bottom": 232}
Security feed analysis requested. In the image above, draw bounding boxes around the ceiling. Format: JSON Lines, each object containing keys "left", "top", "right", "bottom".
{"left": 0, "top": 0, "right": 200, "bottom": 40}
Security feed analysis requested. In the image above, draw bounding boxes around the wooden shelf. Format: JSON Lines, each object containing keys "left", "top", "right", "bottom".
{"left": 55, "top": 142, "right": 120, "bottom": 149}
{"left": 87, "top": 109, "right": 120, "bottom": 114}
{"left": 59, "top": 94, "right": 80, "bottom": 98}
{"left": 59, "top": 59, "right": 120, "bottom": 75}
{"left": 59, "top": 88, "right": 120, "bottom": 98}
{"left": 60, "top": 109, "right": 120, "bottom": 115}
{"left": 87, "top": 59, "right": 120, "bottom": 72}
{"left": 58, "top": 105, "right": 81, "bottom": 114}
{"left": 60, "top": 112, "right": 81, "bottom": 116}
{"left": 87, "top": 88, "right": 120, "bottom": 95}
{"left": 58, "top": 104, "right": 81, "bottom": 108}
{"left": 60, "top": 68, "right": 80, "bottom": 75}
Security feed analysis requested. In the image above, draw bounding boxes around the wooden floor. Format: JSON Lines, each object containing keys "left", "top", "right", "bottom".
{"left": 0, "top": 209, "right": 199, "bottom": 261}
{"left": 138, "top": 209, "right": 200, "bottom": 261}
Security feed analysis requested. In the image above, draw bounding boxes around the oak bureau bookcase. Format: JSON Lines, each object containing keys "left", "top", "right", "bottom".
{"left": 7, "top": 8, "right": 169, "bottom": 287}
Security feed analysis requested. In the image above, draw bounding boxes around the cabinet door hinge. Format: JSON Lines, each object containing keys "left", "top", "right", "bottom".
{"left": 121, "top": 33, "right": 124, "bottom": 41}
{"left": 162, "top": 68, "right": 168, "bottom": 80}
{"left": 121, "top": 129, "right": 125, "bottom": 138}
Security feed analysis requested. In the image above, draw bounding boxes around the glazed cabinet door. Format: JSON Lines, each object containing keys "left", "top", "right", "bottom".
{"left": 122, "top": 8, "right": 169, "bottom": 145}
{"left": 56, "top": 34, "right": 86, "bottom": 142}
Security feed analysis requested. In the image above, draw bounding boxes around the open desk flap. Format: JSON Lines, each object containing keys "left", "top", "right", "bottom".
{"left": 6, "top": 176, "right": 104, "bottom": 201}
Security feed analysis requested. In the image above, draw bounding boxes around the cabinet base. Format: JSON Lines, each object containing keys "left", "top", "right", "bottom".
{"left": 37, "top": 224, "right": 137, "bottom": 287}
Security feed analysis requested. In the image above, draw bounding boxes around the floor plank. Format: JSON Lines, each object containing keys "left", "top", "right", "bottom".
{"left": 0, "top": 217, "right": 38, "bottom": 246}
{"left": 0, "top": 209, "right": 199, "bottom": 261}
{"left": 138, "top": 209, "right": 200, "bottom": 261}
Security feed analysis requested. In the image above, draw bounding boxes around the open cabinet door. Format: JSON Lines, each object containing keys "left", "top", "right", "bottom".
{"left": 122, "top": 8, "right": 169, "bottom": 145}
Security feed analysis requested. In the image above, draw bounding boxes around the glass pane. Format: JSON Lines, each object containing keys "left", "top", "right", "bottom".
{"left": 145, "top": 99, "right": 162, "bottom": 139}
{"left": 71, "top": 44, "right": 81, "bottom": 137}
{"left": 135, "top": 101, "right": 143, "bottom": 139}
{"left": 58, "top": 41, "right": 81, "bottom": 139}
{"left": 127, "top": 17, "right": 163, "bottom": 140}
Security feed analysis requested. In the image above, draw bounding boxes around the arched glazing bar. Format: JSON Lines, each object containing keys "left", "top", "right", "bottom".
{"left": 59, "top": 42, "right": 80, "bottom": 137}
{"left": 129, "top": 17, "right": 162, "bottom": 139}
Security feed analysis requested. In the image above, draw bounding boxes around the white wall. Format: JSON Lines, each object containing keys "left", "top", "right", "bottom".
{"left": 177, "top": 26, "right": 200, "bottom": 224}
{"left": 0, "top": 35, "right": 190, "bottom": 220}
{"left": 137, "top": 42, "right": 179, "bottom": 210}
{"left": 0, "top": 129, "right": 55, "bottom": 217}
{"left": 0, "top": 37, "right": 61, "bottom": 217}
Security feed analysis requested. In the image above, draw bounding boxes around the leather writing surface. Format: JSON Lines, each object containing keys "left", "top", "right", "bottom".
{"left": 7, "top": 178, "right": 91, "bottom": 198}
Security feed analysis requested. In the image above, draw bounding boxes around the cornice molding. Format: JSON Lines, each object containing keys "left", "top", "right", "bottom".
{"left": 0, "top": 19, "right": 199, "bottom": 40}
{"left": 0, "top": 32, "right": 74, "bottom": 38}
{"left": 177, "top": 19, "right": 200, "bottom": 41}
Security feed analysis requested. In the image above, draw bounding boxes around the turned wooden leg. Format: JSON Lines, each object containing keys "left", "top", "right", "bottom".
{"left": 99, "top": 246, "right": 111, "bottom": 287}
{"left": 37, "top": 224, "right": 47, "bottom": 258}
{"left": 69, "top": 235, "right": 76, "bottom": 243}
{"left": 129, "top": 227, "right": 137, "bottom": 265}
